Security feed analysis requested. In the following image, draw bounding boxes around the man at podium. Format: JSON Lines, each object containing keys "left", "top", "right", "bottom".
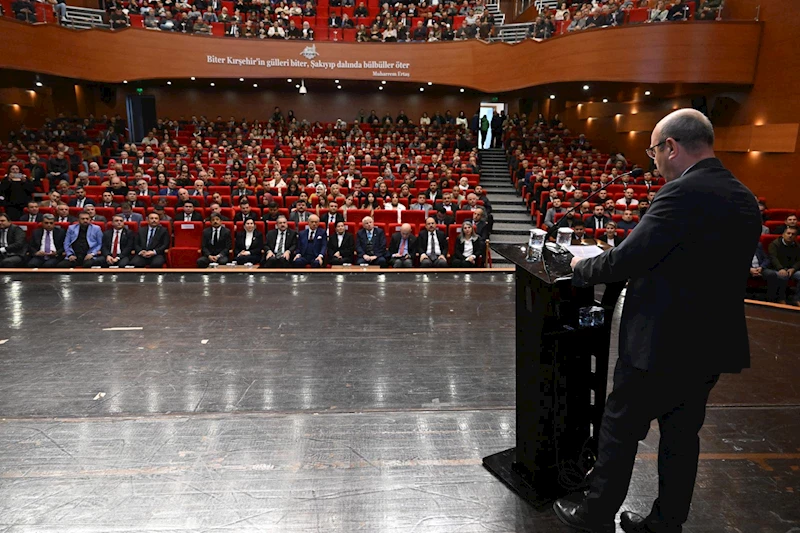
{"left": 554, "top": 109, "right": 762, "bottom": 533}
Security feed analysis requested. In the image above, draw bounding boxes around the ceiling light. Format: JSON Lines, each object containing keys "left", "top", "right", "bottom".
{"left": 420, "top": 87, "right": 424, "bottom": 92}
{"left": 644, "top": 90, "right": 651, "bottom": 96}
{"left": 295, "top": 84, "right": 300, "bottom": 89}
{"left": 583, "top": 85, "right": 589, "bottom": 90}
{"left": 381, "top": 81, "right": 386, "bottom": 85}
{"left": 122, "top": 80, "right": 128, "bottom": 84}
{"left": 210, "top": 82, "right": 215, "bottom": 87}
{"left": 335, "top": 79, "right": 340, "bottom": 83}
{"left": 602, "top": 98, "right": 609, "bottom": 103}
{"left": 35, "top": 81, "right": 43, "bottom": 87}
{"left": 299, "top": 80, "right": 308, "bottom": 94}
{"left": 239, "top": 78, "right": 244, "bottom": 82}
{"left": 287, "top": 78, "right": 292, "bottom": 82}
{"left": 427, "top": 82, "right": 432, "bottom": 86}
{"left": 190, "top": 77, "right": 196, "bottom": 81}
{"left": 460, "top": 88, "right": 465, "bottom": 93}
{"left": 550, "top": 94, "right": 556, "bottom": 100}
{"left": 253, "top": 83, "right": 258, "bottom": 88}
{"left": 167, "top": 81, "right": 172, "bottom": 85}
{"left": 379, "top": 86, "right": 384, "bottom": 91}
{"left": 337, "top": 85, "right": 342, "bottom": 90}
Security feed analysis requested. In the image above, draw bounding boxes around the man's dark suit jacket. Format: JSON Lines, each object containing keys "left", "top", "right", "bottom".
{"left": 296, "top": 227, "right": 328, "bottom": 261}
{"left": 264, "top": 228, "right": 298, "bottom": 255}
{"left": 388, "top": 232, "right": 417, "bottom": 257}
{"left": 597, "top": 233, "right": 626, "bottom": 247}
{"left": 586, "top": 214, "right": 612, "bottom": 231}
{"left": 356, "top": 227, "right": 387, "bottom": 258}
{"left": 416, "top": 229, "right": 448, "bottom": 258}
{"left": 573, "top": 158, "right": 762, "bottom": 375}
{"left": 1, "top": 224, "right": 27, "bottom": 256}
{"left": 19, "top": 213, "right": 44, "bottom": 222}
{"left": 29, "top": 227, "right": 66, "bottom": 257}
{"left": 327, "top": 231, "right": 355, "bottom": 262}
{"left": 475, "top": 220, "right": 490, "bottom": 241}
{"left": 234, "top": 230, "right": 265, "bottom": 259}
{"left": 68, "top": 198, "right": 96, "bottom": 208}
{"left": 101, "top": 227, "right": 135, "bottom": 258}
{"left": 176, "top": 212, "right": 203, "bottom": 222}
{"left": 233, "top": 212, "right": 259, "bottom": 224}
{"left": 135, "top": 225, "right": 170, "bottom": 255}
{"left": 322, "top": 212, "right": 345, "bottom": 229}
{"left": 201, "top": 226, "right": 232, "bottom": 259}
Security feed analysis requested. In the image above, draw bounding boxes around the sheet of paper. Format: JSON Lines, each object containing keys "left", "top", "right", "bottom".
{"left": 567, "top": 245, "right": 606, "bottom": 259}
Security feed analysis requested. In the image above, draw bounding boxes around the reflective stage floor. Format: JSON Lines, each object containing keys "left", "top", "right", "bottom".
{"left": 0, "top": 273, "right": 798, "bottom": 532}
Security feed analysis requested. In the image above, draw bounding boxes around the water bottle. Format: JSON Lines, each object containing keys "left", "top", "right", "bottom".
{"left": 526, "top": 228, "right": 546, "bottom": 262}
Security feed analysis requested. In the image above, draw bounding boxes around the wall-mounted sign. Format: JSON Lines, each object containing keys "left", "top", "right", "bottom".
{"left": 206, "top": 45, "right": 412, "bottom": 78}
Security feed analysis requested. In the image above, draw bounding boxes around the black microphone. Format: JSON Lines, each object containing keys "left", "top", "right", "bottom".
{"left": 544, "top": 171, "right": 633, "bottom": 241}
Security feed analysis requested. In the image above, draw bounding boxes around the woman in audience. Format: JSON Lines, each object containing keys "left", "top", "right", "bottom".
{"left": 383, "top": 21, "right": 398, "bottom": 42}
{"left": 452, "top": 220, "right": 485, "bottom": 268}
{"left": 362, "top": 192, "right": 380, "bottom": 213}
{"left": 648, "top": 0, "right": 668, "bottom": 22}
{"left": 420, "top": 113, "right": 431, "bottom": 126}
{"left": 554, "top": 2, "right": 571, "bottom": 21}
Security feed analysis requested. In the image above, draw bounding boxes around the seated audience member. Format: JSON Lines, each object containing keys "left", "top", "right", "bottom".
{"left": 159, "top": 179, "right": 180, "bottom": 196}
{"left": 55, "top": 203, "right": 76, "bottom": 223}
{"left": 748, "top": 241, "right": 777, "bottom": 298}
{"left": 132, "top": 213, "right": 169, "bottom": 268}
{"left": 93, "top": 215, "right": 135, "bottom": 268}
{"left": 233, "top": 200, "right": 259, "bottom": 223}
{"left": 636, "top": 199, "right": 650, "bottom": 218}
{"left": 99, "top": 191, "right": 119, "bottom": 209}
{"left": 46, "top": 150, "right": 70, "bottom": 182}
{"left": 410, "top": 193, "right": 433, "bottom": 215}
{"left": 26, "top": 214, "right": 65, "bottom": 268}
{"left": 570, "top": 221, "right": 588, "bottom": 244}
{"left": 293, "top": 214, "right": 327, "bottom": 267}
{"left": 417, "top": 217, "right": 448, "bottom": 268}
{"left": 356, "top": 216, "right": 387, "bottom": 267}
{"left": 84, "top": 204, "right": 106, "bottom": 223}
{"left": 0, "top": 213, "right": 27, "bottom": 267}
{"left": 68, "top": 187, "right": 95, "bottom": 208}
{"left": 21, "top": 201, "right": 44, "bottom": 222}
{"left": 598, "top": 221, "right": 623, "bottom": 247}
{"left": 389, "top": 223, "right": 416, "bottom": 268}
{"left": 205, "top": 202, "right": 229, "bottom": 221}
{"left": 433, "top": 205, "right": 455, "bottom": 227}
{"left": 175, "top": 200, "right": 201, "bottom": 222}
{"left": 473, "top": 206, "right": 490, "bottom": 240}
{"left": 119, "top": 202, "right": 144, "bottom": 223}
{"left": 290, "top": 200, "right": 311, "bottom": 224}
{"left": 543, "top": 197, "right": 565, "bottom": 229}
{"left": 766, "top": 226, "right": 800, "bottom": 305}
{"left": 617, "top": 209, "right": 638, "bottom": 233}
{"left": 615, "top": 187, "right": 639, "bottom": 213}
{"left": 197, "top": 213, "right": 232, "bottom": 268}
{"left": 233, "top": 218, "right": 264, "bottom": 265}
{"left": 667, "top": 0, "right": 690, "bottom": 20}
{"left": 322, "top": 202, "right": 344, "bottom": 231}
{"left": 263, "top": 215, "right": 297, "bottom": 268}
{"left": 587, "top": 204, "right": 612, "bottom": 232}
{"left": 328, "top": 220, "right": 355, "bottom": 265}
{"left": 57, "top": 211, "right": 104, "bottom": 268}
{"left": 451, "top": 220, "right": 485, "bottom": 268}
{"left": 771, "top": 214, "right": 798, "bottom": 235}
{"left": 696, "top": 0, "right": 722, "bottom": 20}
{"left": 262, "top": 202, "right": 282, "bottom": 222}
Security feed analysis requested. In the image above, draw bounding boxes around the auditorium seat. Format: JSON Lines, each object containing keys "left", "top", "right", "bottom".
{"left": 173, "top": 221, "right": 204, "bottom": 247}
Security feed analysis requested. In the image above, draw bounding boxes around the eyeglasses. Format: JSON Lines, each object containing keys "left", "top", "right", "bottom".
{"left": 645, "top": 138, "right": 680, "bottom": 159}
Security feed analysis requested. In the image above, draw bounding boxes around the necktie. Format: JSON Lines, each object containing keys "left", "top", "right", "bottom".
{"left": 428, "top": 232, "right": 434, "bottom": 255}
{"left": 309, "top": 229, "right": 314, "bottom": 243}
{"left": 112, "top": 231, "right": 119, "bottom": 258}
{"left": 400, "top": 238, "right": 406, "bottom": 256}
{"left": 277, "top": 231, "right": 284, "bottom": 255}
{"left": 30, "top": 215, "right": 35, "bottom": 222}
{"left": 147, "top": 228, "right": 154, "bottom": 248}
{"left": 212, "top": 228, "right": 218, "bottom": 246}
{"left": 367, "top": 231, "right": 372, "bottom": 242}
{"left": 44, "top": 231, "right": 52, "bottom": 254}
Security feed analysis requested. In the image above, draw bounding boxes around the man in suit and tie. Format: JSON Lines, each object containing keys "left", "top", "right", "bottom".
{"left": 410, "top": 193, "right": 433, "bottom": 216}
{"left": 84, "top": 204, "right": 107, "bottom": 223}
{"left": 57, "top": 211, "right": 104, "bottom": 268}
{"left": 0, "top": 213, "right": 28, "bottom": 267}
{"left": 131, "top": 212, "right": 170, "bottom": 268}
{"left": 26, "top": 214, "right": 65, "bottom": 268}
{"left": 159, "top": 179, "right": 180, "bottom": 196}
{"left": 417, "top": 216, "right": 448, "bottom": 267}
{"left": 293, "top": 214, "right": 327, "bottom": 268}
{"left": 388, "top": 223, "right": 416, "bottom": 268}
{"left": 355, "top": 216, "right": 387, "bottom": 267}
{"left": 118, "top": 202, "right": 144, "bottom": 224}
{"left": 323, "top": 202, "right": 345, "bottom": 233}
{"left": 67, "top": 187, "right": 96, "bottom": 209}
{"left": 473, "top": 207, "right": 490, "bottom": 241}
{"left": 587, "top": 204, "right": 612, "bottom": 232}
{"left": 233, "top": 218, "right": 264, "bottom": 265}
{"left": 99, "top": 191, "right": 120, "bottom": 209}
{"left": 89, "top": 214, "right": 136, "bottom": 268}
{"left": 19, "top": 201, "right": 44, "bottom": 222}
{"left": 177, "top": 201, "right": 203, "bottom": 222}
{"left": 555, "top": 109, "right": 763, "bottom": 533}
{"left": 197, "top": 213, "right": 232, "bottom": 268}
{"left": 54, "top": 203, "right": 77, "bottom": 224}
{"left": 124, "top": 191, "right": 147, "bottom": 210}
{"left": 289, "top": 200, "right": 311, "bottom": 225}
{"left": 233, "top": 200, "right": 259, "bottom": 224}
{"left": 327, "top": 220, "right": 355, "bottom": 265}
{"left": 328, "top": 12, "right": 342, "bottom": 27}
{"left": 263, "top": 215, "right": 297, "bottom": 268}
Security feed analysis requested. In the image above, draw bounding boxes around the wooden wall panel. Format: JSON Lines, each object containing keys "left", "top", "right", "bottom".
{"left": 0, "top": 19, "right": 761, "bottom": 93}
{"left": 749, "top": 124, "right": 799, "bottom": 153}
{"left": 615, "top": 111, "right": 663, "bottom": 133}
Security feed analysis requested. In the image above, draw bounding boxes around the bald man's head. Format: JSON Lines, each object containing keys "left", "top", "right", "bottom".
{"left": 654, "top": 108, "right": 715, "bottom": 154}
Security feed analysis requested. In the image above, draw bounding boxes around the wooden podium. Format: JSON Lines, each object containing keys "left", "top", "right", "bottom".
{"left": 484, "top": 243, "right": 612, "bottom": 509}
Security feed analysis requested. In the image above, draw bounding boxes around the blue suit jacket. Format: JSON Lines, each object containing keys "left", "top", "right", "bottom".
{"left": 754, "top": 242, "right": 770, "bottom": 269}
{"left": 64, "top": 223, "right": 103, "bottom": 256}
{"left": 297, "top": 227, "right": 327, "bottom": 260}
{"left": 356, "top": 227, "right": 388, "bottom": 258}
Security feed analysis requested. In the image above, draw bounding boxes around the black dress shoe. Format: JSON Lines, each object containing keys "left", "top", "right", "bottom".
{"left": 553, "top": 499, "right": 614, "bottom": 533}
{"left": 620, "top": 511, "right": 682, "bottom": 533}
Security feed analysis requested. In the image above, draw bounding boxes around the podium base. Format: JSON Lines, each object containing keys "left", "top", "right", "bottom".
{"left": 482, "top": 448, "right": 568, "bottom": 511}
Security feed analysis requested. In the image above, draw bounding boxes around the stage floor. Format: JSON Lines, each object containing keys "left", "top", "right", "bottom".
{"left": 0, "top": 273, "right": 798, "bottom": 532}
